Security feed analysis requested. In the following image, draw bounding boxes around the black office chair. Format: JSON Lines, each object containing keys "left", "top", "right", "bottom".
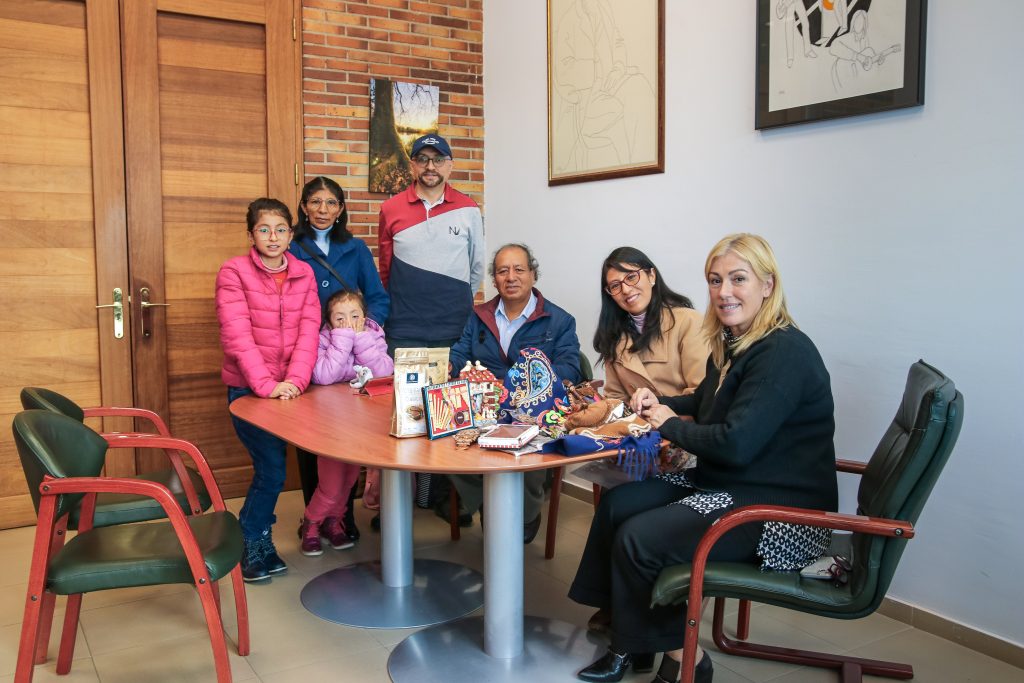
{"left": 12, "top": 410, "right": 249, "bottom": 682}
{"left": 651, "top": 360, "right": 964, "bottom": 683}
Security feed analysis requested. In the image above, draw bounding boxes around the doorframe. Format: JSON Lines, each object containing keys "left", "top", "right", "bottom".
{"left": 89, "top": 0, "right": 136, "bottom": 477}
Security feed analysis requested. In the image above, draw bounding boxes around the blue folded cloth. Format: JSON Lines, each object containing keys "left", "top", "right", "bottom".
{"left": 540, "top": 430, "right": 662, "bottom": 482}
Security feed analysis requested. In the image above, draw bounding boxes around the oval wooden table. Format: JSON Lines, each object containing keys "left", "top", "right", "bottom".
{"left": 230, "top": 384, "right": 615, "bottom": 682}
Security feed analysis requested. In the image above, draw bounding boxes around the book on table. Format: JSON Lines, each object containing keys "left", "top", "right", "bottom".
{"left": 478, "top": 424, "right": 540, "bottom": 450}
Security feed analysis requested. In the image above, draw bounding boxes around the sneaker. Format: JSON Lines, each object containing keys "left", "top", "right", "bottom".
{"left": 321, "top": 516, "right": 355, "bottom": 550}
{"left": 241, "top": 540, "right": 270, "bottom": 583}
{"left": 256, "top": 530, "right": 288, "bottom": 574}
{"left": 299, "top": 517, "right": 323, "bottom": 556}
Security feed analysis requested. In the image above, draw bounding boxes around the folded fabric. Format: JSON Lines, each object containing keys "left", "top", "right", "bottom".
{"left": 540, "top": 429, "right": 662, "bottom": 482}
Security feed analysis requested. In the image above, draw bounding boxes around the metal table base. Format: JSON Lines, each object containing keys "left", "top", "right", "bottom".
{"left": 299, "top": 469, "right": 482, "bottom": 628}
{"left": 389, "top": 471, "right": 600, "bottom": 679}
{"left": 300, "top": 558, "right": 482, "bottom": 629}
{"left": 388, "top": 615, "right": 604, "bottom": 682}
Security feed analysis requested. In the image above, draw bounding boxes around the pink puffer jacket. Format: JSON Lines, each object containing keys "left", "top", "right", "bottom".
{"left": 312, "top": 318, "right": 394, "bottom": 385}
{"left": 216, "top": 248, "right": 321, "bottom": 397}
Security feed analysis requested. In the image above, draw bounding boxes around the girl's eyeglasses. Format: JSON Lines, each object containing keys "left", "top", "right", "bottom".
{"left": 253, "top": 227, "right": 292, "bottom": 237}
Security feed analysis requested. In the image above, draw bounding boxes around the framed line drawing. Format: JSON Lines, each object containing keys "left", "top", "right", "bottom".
{"left": 547, "top": 0, "right": 665, "bottom": 185}
{"left": 756, "top": 0, "right": 926, "bottom": 129}
{"left": 422, "top": 380, "right": 476, "bottom": 440}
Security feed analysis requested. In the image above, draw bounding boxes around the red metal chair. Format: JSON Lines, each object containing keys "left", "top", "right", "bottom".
{"left": 12, "top": 409, "right": 249, "bottom": 682}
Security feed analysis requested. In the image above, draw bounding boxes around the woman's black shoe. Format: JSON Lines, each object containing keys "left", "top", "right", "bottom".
{"left": 578, "top": 649, "right": 653, "bottom": 682}
{"left": 650, "top": 651, "right": 713, "bottom": 683}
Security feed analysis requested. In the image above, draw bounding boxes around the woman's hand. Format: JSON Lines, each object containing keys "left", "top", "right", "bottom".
{"left": 270, "top": 381, "right": 300, "bottom": 399}
{"left": 630, "top": 387, "right": 659, "bottom": 415}
{"left": 642, "top": 403, "right": 678, "bottom": 429}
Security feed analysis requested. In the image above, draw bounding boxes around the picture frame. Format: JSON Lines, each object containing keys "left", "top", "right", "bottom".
{"left": 547, "top": 0, "right": 665, "bottom": 185}
{"left": 422, "top": 380, "right": 476, "bottom": 440}
{"left": 755, "top": 0, "right": 927, "bottom": 130}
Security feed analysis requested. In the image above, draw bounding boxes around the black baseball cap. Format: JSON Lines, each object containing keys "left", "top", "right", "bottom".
{"left": 410, "top": 133, "right": 452, "bottom": 158}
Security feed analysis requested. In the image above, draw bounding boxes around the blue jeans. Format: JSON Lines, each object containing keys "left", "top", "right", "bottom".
{"left": 228, "top": 387, "right": 288, "bottom": 540}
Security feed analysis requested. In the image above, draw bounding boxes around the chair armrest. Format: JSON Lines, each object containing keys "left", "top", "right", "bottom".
{"left": 83, "top": 406, "right": 172, "bottom": 437}
{"left": 101, "top": 435, "right": 226, "bottom": 511}
{"left": 40, "top": 475, "right": 222, "bottom": 586}
{"left": 674, "top": 503, "right": 915, "bottom": 680}
{"left": 836, "top": 458, "right": 867, "bottom": 474}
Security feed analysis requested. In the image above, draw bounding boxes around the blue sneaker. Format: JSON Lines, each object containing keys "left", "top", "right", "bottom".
{"left": 241, "top": 540, "right": 270, "bottom": 583}
{"left": 256, "top": 530, "right": 287, "bottom": 574}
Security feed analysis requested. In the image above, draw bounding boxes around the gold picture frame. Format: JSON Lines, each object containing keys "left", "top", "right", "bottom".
{"left": 547, "top": 0, "right": 665, "bottom": 186}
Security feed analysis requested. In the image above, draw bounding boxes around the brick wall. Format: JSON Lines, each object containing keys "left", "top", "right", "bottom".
{"left": 300, "top": 0, "right": 484, "bottom": 255}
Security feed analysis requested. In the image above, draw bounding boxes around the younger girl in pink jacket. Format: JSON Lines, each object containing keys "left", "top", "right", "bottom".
{"left": 216, "top": 198, "right": 320, "bottom": 582}
{"left": 299, "top": 289, "right": 394, "bottom": 555}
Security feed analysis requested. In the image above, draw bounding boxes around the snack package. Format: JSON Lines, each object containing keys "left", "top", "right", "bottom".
{"left": 426, "top": 347, "right": 450, "bottom": 385}
{"left": 390, "top": 347, "right": 430, "bottom": 438}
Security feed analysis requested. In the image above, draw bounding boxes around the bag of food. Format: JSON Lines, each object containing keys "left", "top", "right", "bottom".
{"left": 390, "top": 347, "right": 430, "bottom": 438}
{"left": 425, "top": 346, "right": 450, "bottom": 385}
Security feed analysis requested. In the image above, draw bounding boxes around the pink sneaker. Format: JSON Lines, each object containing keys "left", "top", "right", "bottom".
{"left": 321, "top": 516, "right": 355, "bottom": 550}
{"left": 299, "top": 517, "right": 323, "bottom": 556}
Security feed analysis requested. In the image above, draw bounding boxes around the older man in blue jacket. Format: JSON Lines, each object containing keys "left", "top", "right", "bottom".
{"left": 445, "top": 243, "right": 581, "bottom": 543}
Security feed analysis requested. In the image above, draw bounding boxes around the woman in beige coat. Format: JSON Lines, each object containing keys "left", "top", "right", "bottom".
{"left": 595, "top": 247, "right": 709, "bottom": 402}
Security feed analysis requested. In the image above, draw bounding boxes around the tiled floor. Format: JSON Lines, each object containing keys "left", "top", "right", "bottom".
{"left": 0, "top": 490, "right": 1019, "bottom": 682}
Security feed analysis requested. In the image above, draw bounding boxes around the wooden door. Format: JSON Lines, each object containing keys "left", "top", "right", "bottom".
{"left": 0, "top": 0, "right": 301, "bottom": 528}
{"left": 121, "top": 0, "right": 302, "bottom": 497}
{"left": 0, "top": 0, "right": 134, "bottom": 528}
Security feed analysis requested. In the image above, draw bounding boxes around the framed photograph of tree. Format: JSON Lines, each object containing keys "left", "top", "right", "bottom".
{"left": 368, "top": 78, "right": 440, "bottom": 193}
{"left": 756, "top": 0, "right": 927, "bottom": 129}
{"left": 547, "top": 0, "right": 665, "bottom": 186}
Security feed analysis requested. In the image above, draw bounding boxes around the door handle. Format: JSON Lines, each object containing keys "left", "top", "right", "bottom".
{"left": 95, "top": 288, "right": 124, "bottom": 339}
{"left": 139, "top": 287, "right": 170, "bottom": 338}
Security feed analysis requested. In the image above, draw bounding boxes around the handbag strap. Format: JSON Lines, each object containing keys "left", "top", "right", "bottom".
{"left": 294, "top": 239, "right": 352, "bottom": 291}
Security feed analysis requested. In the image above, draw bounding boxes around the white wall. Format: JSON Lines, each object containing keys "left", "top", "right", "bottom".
{"left": 482, "top": 1, "right": 1024, "bottom": 647}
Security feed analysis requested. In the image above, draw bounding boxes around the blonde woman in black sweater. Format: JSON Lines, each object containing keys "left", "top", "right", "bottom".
{"left": 571, "top": 234, "right": 838, "bottom": 683}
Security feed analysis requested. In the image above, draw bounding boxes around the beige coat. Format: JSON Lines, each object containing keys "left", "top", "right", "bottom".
{"left": 602, "top": 306, "right": 709, "bottom": 401}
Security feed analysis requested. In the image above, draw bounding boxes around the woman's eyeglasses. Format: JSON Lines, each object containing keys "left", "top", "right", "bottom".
{"left": 827, "top": 555, "right": 853, "bottom": 587}
{"left": 605, "top": 269, "right": 645, "bottom": 295}
{"left": 307, "top": 198, "right": 341, "bottom": 210}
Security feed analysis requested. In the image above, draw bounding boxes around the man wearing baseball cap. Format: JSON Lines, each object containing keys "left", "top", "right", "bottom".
{"left": 377, "top": 133, "right": 484, "bottom": 354}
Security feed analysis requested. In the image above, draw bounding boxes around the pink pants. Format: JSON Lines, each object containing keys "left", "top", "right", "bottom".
{"left": 304, "top": 457, "right": 361, "bottom": 523}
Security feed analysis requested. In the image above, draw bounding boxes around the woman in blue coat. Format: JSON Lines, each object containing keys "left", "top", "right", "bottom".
{"left": 290, "top": 176, "right": 390, "bottom": 537}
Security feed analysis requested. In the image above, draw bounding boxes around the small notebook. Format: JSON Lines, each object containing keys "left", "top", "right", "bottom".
{"left": 478, "top": 424, "right": 540, "bottom": 450}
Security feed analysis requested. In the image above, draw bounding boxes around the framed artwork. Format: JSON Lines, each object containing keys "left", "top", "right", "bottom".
{"left": 547, "top": 0, "right": 665, "bottom": 185}
{"left": 368, "top": 78, "right": 440, "bottom": 193}
{"left": 756, "top": 0, "right": 927, "bottom": 129}
{"left": 422, "top": 380, "right": 476, "bottom": 440}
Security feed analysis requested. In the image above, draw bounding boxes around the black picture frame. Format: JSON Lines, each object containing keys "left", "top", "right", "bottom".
{"left": 755, "top": 0, "right": 926, "bottom": 130}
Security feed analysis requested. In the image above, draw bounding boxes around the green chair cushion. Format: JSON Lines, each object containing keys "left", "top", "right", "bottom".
{"left": 68, "top": 467, "right": 212, "bottom": 529}
{"left": 47, "top": 511, "right": 243, "bottom": 595}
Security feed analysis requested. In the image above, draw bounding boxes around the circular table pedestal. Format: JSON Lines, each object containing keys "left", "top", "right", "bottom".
{"left": 300, "top": 559, "right": 482, "bottom": 629}
{"left": 388, "top": 615, "right": 605, "bottom": 682}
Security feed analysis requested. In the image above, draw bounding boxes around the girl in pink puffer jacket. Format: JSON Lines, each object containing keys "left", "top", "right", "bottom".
{"left": 299, "top": 289, "right": 394, "bottom": 555}
{"left": 216, "top": 198, "right": 320, "bottom": 583}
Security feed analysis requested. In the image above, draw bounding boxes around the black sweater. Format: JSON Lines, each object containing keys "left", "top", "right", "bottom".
{"left": 659, "top": 327, "right": 838, "bottom": 512}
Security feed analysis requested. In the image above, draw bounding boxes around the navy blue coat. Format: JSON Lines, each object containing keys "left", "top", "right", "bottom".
{"left": 449, "top": 289, "right": 582, "bottom": 384}
{"left": 289, "top": 235, "right": 390, "bottom": 326}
